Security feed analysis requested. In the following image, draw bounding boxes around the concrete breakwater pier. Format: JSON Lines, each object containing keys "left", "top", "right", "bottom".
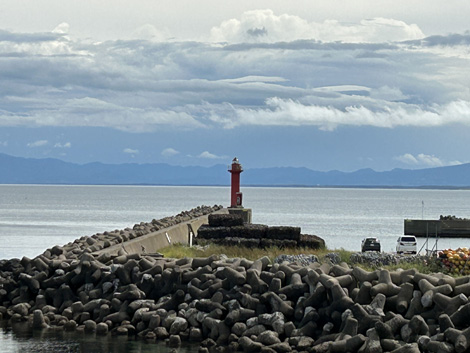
{"left": 405, "top": 217, "right": 470, "bottom": 238}
{"left": 2, "top": 207, "right": 470, "bottom": 353}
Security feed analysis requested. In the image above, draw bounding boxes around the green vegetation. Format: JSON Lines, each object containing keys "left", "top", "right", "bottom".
{"left": 159, "top": 244, "right": 441, "bottom": 273}
{"left": 160, "top": 243, "right": 330, "bottom": 261}
{"left": 380, "top": 260, "right": 441, "bottom": 274}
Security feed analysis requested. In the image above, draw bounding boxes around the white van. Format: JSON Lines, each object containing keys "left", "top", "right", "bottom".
{"left": 396, "top": 236, "right": 417, "bottom": 254}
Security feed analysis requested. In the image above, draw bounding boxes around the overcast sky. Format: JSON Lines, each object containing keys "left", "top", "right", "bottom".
{"left": 0, "top": 1, "right": 469, "bottom": 171}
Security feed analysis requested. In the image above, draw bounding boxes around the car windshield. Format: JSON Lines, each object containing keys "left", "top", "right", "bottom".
{"left": 365, "top": 238, "right": 378, "bottom": 243}
{"left": 401, "top": 237, "right": 416, "bottom": 242}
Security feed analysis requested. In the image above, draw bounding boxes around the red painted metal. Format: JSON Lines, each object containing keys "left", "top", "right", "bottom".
{"left": 228, "top": 157, "right": 243, "bottom": 207}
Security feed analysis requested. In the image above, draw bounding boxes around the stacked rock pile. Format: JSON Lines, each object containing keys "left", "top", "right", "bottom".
{"left": 350, "top": 252, "right": 429, "bottom": 268}
{"left": 3, "top": 243, "right": 470, "bottom": 353}
{"left": 196, "top": 214, "right": 325, "bottom": 249}
{"left": 274, "top": 255, "right": 320, "bottom": 267}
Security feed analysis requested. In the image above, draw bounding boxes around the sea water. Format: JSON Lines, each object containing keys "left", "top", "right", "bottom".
{"left": 1, "top": 185, "right": 470, "bottom": 259}
{"left": 2, "top": 184, "right": 470, "bottom": 352}
{"left": 0, "top": 320, "right": 198, "bottom": 353}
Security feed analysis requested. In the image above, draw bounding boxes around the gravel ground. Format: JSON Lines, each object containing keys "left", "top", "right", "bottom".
{"left": 274, "top": 251, "right": 428, "bottom": 267}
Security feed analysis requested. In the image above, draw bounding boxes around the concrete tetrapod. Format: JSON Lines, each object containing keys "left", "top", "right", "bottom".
{"left": 7, "top": 238, "right": 470, "bottom": 353}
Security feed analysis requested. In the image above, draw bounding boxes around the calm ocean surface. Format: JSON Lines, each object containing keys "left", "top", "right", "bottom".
{"left": 2, "top": 184, "right": 470, "bottom": 352}
{"left": 2, "top": 184, "right": 470, "bottom": 259}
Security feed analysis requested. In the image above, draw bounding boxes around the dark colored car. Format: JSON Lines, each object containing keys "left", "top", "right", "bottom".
{"left": 361, "top": 237, "right": 381, "bottom": 252}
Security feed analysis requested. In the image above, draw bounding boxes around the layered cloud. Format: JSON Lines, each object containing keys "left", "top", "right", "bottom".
{"left": 0, "top": 11, "right": 468, "bottom": 136}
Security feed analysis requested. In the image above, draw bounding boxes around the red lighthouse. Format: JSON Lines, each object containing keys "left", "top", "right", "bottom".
{"left": 228, "top": 157, "right": 243, "bottom": 208}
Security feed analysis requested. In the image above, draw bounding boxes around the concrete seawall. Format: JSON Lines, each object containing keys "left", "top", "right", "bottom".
{"left": 405, "top": 218, "right": 470, "bottom": 237}
{"left": 95, "top": 207, "right": 229, "bottom": 256}
{"left": 31, "top": 205, "right": 227, "bottom": 259}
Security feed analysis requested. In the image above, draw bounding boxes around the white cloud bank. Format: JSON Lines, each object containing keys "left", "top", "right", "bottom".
{"left": 210, "top": 10, "right": 424, "bottom": 43}
{"left": 130, "top": 24, "right": 171, "bottom": 42}
{"left": 222, "top": 98, "right": 470, "bottom": 130}
{"left": 123, "top": 148, "right": 139, "bottom": 155}
{"left": 52, "top": 23, "right": 70, "bottom": 35}
{"left": 198, "top": 151, "right": 226, "bottom": 159}
{"left": 54, "top": 142, "right": 71, "bottom": 148}
{"left": 395, "top": 153, "right": 463, "bottom": 167}
{"left": 161, "top": 148, "right": 180, "bottom": 157}
{"left": 27, "top": 140, "right": 48, "bottom": 148}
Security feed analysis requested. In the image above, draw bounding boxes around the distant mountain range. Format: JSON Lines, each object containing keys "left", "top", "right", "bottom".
{"left": 1, "top": 153, "right": 469, "bottom": 188}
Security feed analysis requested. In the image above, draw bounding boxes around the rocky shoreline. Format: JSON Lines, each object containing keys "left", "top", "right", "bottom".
{"left": 2, "top": 253, "right": 470, "bottom": 353}
{"left": 2, "top": 208, "right": 470, "bottom": 353}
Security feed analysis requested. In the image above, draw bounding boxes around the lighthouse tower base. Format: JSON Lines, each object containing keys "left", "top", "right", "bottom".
{"left": 228, "top": 207, "right": 252, "bottom": 224}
